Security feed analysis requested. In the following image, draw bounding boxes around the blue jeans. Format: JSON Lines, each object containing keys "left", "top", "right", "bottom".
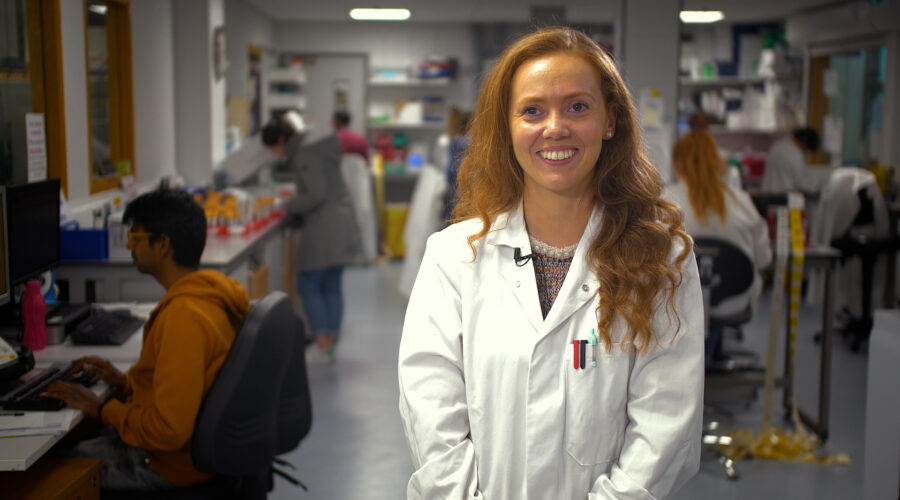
{"left": 60, "top": 427, "right": 174, "bottom": 491}
{"left": 297, "top": 266, "right": 344, "bottom": 337}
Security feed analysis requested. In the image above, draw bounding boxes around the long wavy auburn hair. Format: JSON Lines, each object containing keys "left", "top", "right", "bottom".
{"left": 452, "top": 27, "right": 691, "bottom": 353}
{"left": 673, "top": 130, "right": 730, "bottom": 224}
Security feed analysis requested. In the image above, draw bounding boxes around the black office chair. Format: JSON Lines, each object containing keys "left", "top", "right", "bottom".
{"left": 828, "top": 189, "right": 900, "bottom": 352}
{"left": 106, "top": 290, "right": 312, "bottom": 500}
{"left": 695, "top": 237, "right": 759, "bottom": 481}
{"left": 694, "top": 237, "right": 757, "bottom": 371}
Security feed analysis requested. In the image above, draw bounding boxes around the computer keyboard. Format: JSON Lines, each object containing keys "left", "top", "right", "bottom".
{"left": 0, "top": 361, "right": 100, "bottom": 411}
{"left": 71, "top": 308, "right": 144, "bottom": 346}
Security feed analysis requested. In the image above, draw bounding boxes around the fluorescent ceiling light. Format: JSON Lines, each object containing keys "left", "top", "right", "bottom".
{"left": 349, "top": 8, "right": 411, "bottom": 21}
{"left": 88, "top": 4, "right": 108, "bottom": 15}
{"left": 679, "top": 10, "right": 724, "bottom": 23}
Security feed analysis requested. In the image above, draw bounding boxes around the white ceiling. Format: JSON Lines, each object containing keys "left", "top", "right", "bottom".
{"left": 243, "top": 0, "right": 851, "bottom": 24}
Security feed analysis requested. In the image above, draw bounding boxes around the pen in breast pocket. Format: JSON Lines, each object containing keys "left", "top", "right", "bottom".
{"left": 579, "top": 340, "right": 587, "bottom": 369}
{"left": 589, "top": 329, "right": 598, "bottom": 367}
{"left": 572, "top": 340, "right": 580, "bottom": 370}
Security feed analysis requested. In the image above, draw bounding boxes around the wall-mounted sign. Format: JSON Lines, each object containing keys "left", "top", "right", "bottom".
{"left": 25, "top": 113, "right": 47, "bottom": 182}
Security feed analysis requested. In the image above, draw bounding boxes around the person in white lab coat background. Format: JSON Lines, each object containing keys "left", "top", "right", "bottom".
{"left": 398, "top": 27, "right": 704, "bottom": 500}
{"left": 664, "top": 130, "right": 772, "bottom": 363}
{"left": 760, "top": 127, "right": 820, "bottom": 193}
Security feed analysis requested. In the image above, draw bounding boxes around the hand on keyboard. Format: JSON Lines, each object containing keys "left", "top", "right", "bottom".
{"left": 74, "top": 356, "right": 127, "bottom": 389}
{"left": 0, "top": 361, "right": 102, "bottom": 411}
{"left": 42, "top": 380, "right": 102, "bottom": 419}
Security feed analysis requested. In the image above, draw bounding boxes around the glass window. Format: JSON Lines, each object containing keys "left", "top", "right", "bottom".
{"left": 0, "top": 0, "right": 32, "bottom": 186}
{"left": 85, "top": 0, "right": 134, "bottom": 194}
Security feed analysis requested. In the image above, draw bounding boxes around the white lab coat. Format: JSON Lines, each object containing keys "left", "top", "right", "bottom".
{"left": 761, "top": 136, "right": 808, "bottom": 193}
{"left": 761, "top": 137, "right": 834, "bottom": 194}
{"left": 399, "top": 164, "right": 448, "bottom": 298}
{"left": 398, "top": 202, "right": 704, "bottom": 500}
{"left": 808, "top": 167, "right": 890, "bottom": 314}
{"left": 663, "top": 181, "right": 773, "bottom": 316}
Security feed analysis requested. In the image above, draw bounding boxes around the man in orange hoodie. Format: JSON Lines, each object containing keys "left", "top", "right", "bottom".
{"left": 43, "top": 188, "right": 250, "bottom": 491}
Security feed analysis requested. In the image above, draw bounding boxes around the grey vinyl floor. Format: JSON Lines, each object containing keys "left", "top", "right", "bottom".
{"left": 272, "top": 261, "right": 868, "bottom": 499}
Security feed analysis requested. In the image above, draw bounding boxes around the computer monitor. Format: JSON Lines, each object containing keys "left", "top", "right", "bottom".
{"left": 6, "top": 179, "right": 60, "bottom": 289}
{"left": 0, "top": 187, "right": 10, "bottom": 307}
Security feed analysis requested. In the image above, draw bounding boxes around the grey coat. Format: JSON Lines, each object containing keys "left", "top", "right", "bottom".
{"left": 284, "top": 134, "right": 364, "bottom": 271}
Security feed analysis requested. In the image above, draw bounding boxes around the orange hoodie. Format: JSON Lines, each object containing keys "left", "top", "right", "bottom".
{"left": 100, "top": 270, "right": 250, "bottom": 486}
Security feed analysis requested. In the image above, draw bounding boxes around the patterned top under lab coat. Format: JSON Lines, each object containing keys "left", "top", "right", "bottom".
{"left": 398, "top": 202, "right": 704, "bottom": 500}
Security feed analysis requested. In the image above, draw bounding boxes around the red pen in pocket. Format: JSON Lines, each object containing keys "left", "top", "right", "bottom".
{"left": 572, "top": 340, "right": 580, "bottom": 369}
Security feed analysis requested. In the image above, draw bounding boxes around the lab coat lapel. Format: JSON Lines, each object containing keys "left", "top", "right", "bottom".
{"left": 488, "top": 203, "right": 545, "bottom": 335}
{"left": 540, "top": 205, "right": 603, "bottom": 337}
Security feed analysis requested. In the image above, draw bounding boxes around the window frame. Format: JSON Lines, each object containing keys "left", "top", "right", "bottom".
{"left": 84, "top": 0, "right": 135, "bottom": 195}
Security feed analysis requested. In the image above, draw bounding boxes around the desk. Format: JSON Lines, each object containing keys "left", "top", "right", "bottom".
{"left": 0, "top": 306, "right": 146, "bottom": 471}
{"left": 781, "top": 246, "right": 841, "bottom": 441}
{"left": 55, "top": 214, "right": 288, "bottom": 303}
{"left": 0, "top": 365, "right": 129, "bottom": 471}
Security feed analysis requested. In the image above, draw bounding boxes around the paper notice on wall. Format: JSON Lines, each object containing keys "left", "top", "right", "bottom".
{"left": 823, "top": 115, "right": 843, "bottom": 155}
{"left": 823, "top": 69, "right": 839, "bottom": 97}
{"left": 26, "top": 113, "right": 47, "bottom": 182}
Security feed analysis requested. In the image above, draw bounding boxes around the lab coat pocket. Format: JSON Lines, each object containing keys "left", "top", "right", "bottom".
{"left": 563, "top": 347, "right": 629, "bottom": 467}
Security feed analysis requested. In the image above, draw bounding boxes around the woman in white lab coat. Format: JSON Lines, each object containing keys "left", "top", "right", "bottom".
{"left": 398, "top": 28, "right": 704, "bottom": 500}
{"left": 665, "top": 130, "right": 772, "bottom": 316}
{"left": 664, "top": 131, "right": 772, "bottom": 363}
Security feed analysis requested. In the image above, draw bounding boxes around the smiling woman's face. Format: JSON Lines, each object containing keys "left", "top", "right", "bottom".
{"left": 508, "top": 52, "right": 615, "bottom": 205}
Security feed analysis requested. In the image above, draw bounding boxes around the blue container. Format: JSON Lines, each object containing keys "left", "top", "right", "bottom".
{"left": 60, "top": 228, "right": 108, "bottom": 261}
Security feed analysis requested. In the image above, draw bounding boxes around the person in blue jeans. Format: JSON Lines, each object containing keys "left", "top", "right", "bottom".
{"left": 262, "top": 117, "right": 364, "bottom": 359}
{"left": 297, "top": 266, "right": 345, "bottom": 354}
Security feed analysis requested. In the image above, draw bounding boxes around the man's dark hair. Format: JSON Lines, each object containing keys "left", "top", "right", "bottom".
{"left": 333, "top": 110, "right": 350, "bottom": 126}
{"left": 261, "top": 119, "right": 295, "bottom": 146}
{"left": 793, "top": 127, "right": 820, "bottom": 152}
{"left": 123, "top": 188, "right": 207, "bottom": 268}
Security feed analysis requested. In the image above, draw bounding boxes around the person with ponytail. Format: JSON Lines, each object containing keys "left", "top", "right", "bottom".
{"left": 398, "top": 27, "right": 704, "bottom": 499}
{"left": 664, "top": 127, "right": 772, "bottom": 360}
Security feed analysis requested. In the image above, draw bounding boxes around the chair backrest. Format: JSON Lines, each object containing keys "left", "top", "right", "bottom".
{"left": 275, "top": 309, "right": 313, "bottom": 454}
{"left": 693, "top": 237, "right": 755, "bottom": 307}
{"left": 192, "top": 291, "right": 295, "bottom": 476}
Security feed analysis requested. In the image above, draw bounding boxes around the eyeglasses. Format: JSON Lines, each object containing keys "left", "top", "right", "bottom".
{"left": 126, "top": 231, "right": 156, "bottom": 242}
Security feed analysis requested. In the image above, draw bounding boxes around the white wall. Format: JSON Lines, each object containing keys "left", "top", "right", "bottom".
{"left": 210, "top": 0, "right": 226, "bottom": 166}
{"left": 173, "top": 0, "right": 213, "bottom": 186}
{"left": 60, "top": 0, "right": 90, "bottom": 203}
{"left": 224, "top": 0, "right": 274, "bottom": 100}
{"left": 131, "top": 0, "right": 177, "bottom": 186}
{"left": 620, "top": 0, "right": 679, "bottom": 181}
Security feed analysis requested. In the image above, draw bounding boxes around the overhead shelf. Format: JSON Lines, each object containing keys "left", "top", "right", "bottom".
{"left": 680, "top": 76, "right": 769, "bottom": 88}
{"left": 368, "top": 78, "right": 452, "bottom": 88}
{"left": 268, "top": 93, "right": 307, "bottom": 110}
{"left": 367, "top": 122, "right": 445, "bottom": 131}
{"left": 268, "top": 67, "right": 306, "bottom": 85}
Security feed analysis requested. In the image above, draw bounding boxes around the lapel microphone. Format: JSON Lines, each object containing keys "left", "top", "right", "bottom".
{"left": 513, "top": 247, "right": 532, "bottom": 267}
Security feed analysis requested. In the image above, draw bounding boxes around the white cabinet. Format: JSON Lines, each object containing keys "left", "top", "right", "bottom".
{"left": 266, "top": 65, "right": 307, "bottom": 121}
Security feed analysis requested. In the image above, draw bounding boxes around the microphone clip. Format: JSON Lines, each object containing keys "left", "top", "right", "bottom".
{"left": 514, "top": 247, "right": 532, "bottom": 267}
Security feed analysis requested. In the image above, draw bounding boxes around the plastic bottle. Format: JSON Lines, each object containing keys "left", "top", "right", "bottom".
{"left": 22, "top": 279, "right": 47, "bottom": 351}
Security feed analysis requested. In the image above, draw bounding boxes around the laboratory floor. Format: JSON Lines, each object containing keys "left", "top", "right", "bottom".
{"left": 272, "top": 261, "right": 868, "bottom": 499}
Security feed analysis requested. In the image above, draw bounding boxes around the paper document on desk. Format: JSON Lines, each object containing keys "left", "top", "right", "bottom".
{"left": 95, "top": 302, "right": 155, "bottom": 320}
{"left": 0, "top": 410, "right": 75, "bottom": 437}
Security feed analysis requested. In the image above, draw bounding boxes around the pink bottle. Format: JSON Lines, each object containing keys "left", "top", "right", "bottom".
{"left": 22, "top": 279, "right": 47, "bottom": 351}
